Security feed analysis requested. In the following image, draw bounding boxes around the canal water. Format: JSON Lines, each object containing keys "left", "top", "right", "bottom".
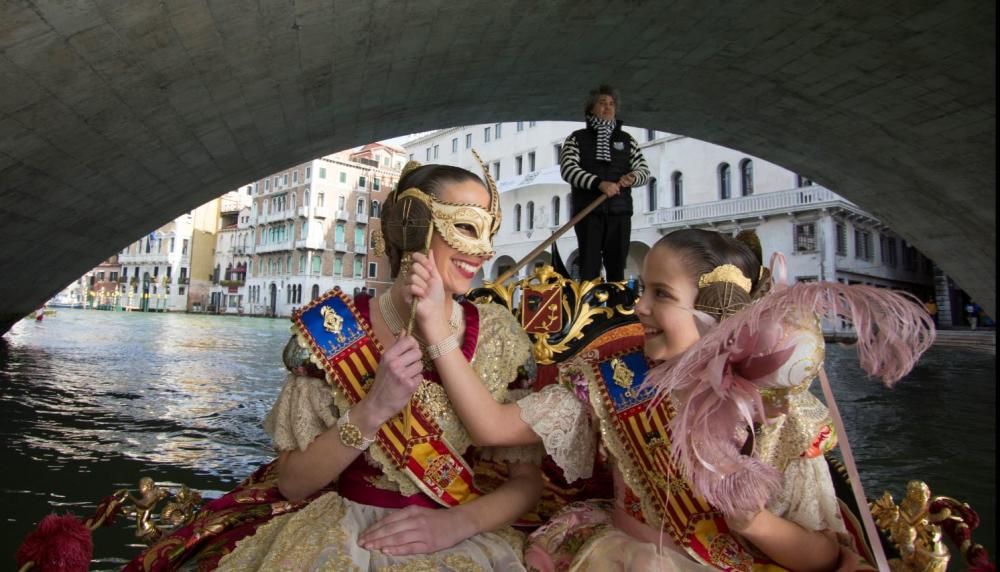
{"left": 1, "top": 309, "right": 994, "bottom": 570}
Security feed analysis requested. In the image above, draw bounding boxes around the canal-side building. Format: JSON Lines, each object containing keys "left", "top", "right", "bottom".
{"left": 208, "top": 191, "right": 253, "bottom": 314}
{"left": 404, "top": 122, "right": 943, "bottom": 316}
{"left": 240, "top": 142, "right": 406, "bottom": 317}
{"left": 117, "top": 199, "right": 223, "bottom": 312}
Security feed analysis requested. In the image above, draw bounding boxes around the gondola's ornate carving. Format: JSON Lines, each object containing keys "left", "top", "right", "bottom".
{"left": 469, "top": 264, "right": 636, "bottom": 364}
{"left": 871, "top": 481, "right": 949, "bottom": 572}
{"left": 116, "top": 478, "right": 203, "bottom": 544}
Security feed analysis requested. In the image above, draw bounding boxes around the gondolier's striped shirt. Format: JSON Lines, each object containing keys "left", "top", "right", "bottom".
{"left": 559, "top": 134, "right": 651, "bottom": 191}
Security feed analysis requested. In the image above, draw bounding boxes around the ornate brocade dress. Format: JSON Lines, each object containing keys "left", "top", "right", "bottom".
{"left": 517, "top": 315, "right": 863, "bottom": 572}
{"left": 214, "top": 295, "right": 542, "bottom": 572}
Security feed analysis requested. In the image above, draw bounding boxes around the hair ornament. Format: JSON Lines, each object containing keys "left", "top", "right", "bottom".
{"left": 400, "top": 160, "right": 422, "bottom": 180}
{"left": 698, "top": 264, "right": 752, "bottom": 293}
{"left": 469, "top": 149, "right": 501, "bottom": 233}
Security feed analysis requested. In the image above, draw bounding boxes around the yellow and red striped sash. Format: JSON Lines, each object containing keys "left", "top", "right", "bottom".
{"left": 292, "top": 289, "right": 481, "bottom": 507}
{"left": 590, "top": 350, "right": 789, "bottom": 571}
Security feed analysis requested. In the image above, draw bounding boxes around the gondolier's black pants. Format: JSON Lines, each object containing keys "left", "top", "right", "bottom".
{"left": 574, "top": 213, "right": 630, "bottom": 282}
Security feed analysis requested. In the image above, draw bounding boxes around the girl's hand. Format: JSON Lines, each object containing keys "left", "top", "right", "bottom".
{"left": 358, "top": 505, "right": 477, "bottom": 555}
{"left": 358, "top": 334, "right": 424, "bottom": 427}
{"left": 405, "top": 251, "right": 451, "bottom": 344}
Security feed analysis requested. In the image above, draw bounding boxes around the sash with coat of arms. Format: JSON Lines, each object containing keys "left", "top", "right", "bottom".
{"left": 292, "top": 289, "right": 482, "bottom": 508}
{"left": 585, "top": 336, "right": 791, "bottom": 572}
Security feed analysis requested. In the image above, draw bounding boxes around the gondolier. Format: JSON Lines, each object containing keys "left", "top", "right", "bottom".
{"left": 559, "top": 84, "right": 651, "bottom": 282}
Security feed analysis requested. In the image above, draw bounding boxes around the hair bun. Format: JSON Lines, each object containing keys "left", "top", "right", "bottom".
{"left": 734, "top": 229, "right": 763, "bottom": 265}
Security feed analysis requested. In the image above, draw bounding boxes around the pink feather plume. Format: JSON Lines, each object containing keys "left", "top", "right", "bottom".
{"left": 643, "top": 282, "right": 935, "bottom": 516}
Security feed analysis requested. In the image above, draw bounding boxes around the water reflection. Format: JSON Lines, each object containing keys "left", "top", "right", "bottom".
{"left": 0, "top": 309, "right": 994, "bottom": 570}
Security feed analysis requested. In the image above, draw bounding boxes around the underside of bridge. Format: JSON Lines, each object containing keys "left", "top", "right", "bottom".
{"left": 0, "top": 1, "right": 995, "bottom": 334}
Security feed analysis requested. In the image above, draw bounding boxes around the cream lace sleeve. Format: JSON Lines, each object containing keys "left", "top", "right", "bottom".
{"left": 479, "top": 389, "right": 546, "bottom": 466}
{"left": 516, "top": 384, "right": 596, "bottom": 482}
{"left": 263, "top": 374, "right": 341, "bottom": 452}
{"left": 767, "top": 456, "right": 848, "bottom": 534}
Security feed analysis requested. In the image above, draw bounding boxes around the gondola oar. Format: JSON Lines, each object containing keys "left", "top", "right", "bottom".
{"left": 492, "top": 194, "right": 608, "bottom": 285}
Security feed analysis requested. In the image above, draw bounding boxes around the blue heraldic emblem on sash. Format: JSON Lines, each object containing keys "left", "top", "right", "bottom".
{"left": 298, "top": 291, "right": 365, "bottom": 358}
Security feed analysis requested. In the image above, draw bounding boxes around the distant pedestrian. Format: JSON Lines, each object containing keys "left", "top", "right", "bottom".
{"left": 965, "top": 302, "right": 978, "bottom": 330}
{"left": 923, "top": 297, "right": 938, "bottom": 327}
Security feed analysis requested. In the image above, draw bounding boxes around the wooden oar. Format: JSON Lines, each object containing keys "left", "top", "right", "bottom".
{"left": 492, "top": 194, "right": 608, "bottom": 285}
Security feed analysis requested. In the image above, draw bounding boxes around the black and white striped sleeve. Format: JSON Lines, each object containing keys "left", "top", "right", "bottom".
{"left": 559, "top": 134, "right": 601, "bottom": 191}
{"left": 628, "top": 137, "right": 652, "bottom": 187}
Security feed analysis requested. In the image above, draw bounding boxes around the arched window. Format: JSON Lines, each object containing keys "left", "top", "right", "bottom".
{"left": 719, "top": 163, "right": 731, "bottom": 200}
{"left": 304, "top": 190, "right": 310, "bottom": 206}
{"left": 290, "top": 193, "right": 296, "bottom": 210}
{"left": 672, "top": 172, "right": 683, "bottom": 207}
{"left": 740, "top": 159, "right": 754, "bottom": 196}
{"left": 647, "top": 178, "right": 658, "bottom": 211}
{"left": 371, "top": 200, "right": 381, "bottom": 218}
{"left": 526, "top": 202, "right": 535, "bottom": 230}
{"left": 514, "top": 204, "right": 522, "bottom": 232}
{"left": 552, "top": 196, "right": 561, "bottom": 226}
{"left": 311, "top": 284, "right": 320, "bottom": 300}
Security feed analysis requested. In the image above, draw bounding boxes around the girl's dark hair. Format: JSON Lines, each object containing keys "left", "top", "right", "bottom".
{"left": 381, "top": 164, "right": 485, "bottom": 277}
{"left": 653, "top": 229, "right": 770, "bottom": 322}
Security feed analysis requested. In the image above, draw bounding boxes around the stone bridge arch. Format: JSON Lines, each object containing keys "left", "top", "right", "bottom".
{"left": 0, "top": 1, "right": 994, "bottom": 332}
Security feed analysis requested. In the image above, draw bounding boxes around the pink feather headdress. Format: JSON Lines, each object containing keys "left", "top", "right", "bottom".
{"left": 643, "top": 276, "right": 935, "bottom": 517}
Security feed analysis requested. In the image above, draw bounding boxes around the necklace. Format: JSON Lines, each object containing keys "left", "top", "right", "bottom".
{"left": 378, "top": 290, "right": 461, "bottom": 342}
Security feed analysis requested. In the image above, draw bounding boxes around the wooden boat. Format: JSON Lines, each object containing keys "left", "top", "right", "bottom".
{"left": 15, "top": 267, "right": 992, "bottom": 572}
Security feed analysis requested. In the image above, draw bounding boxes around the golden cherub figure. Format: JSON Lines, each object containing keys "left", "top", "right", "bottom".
{"left": 127, "top": 477, "right": 167, "bottom": 542}
{"left": 871, "top": 480, "right": 949, "bottom": 572}
{"left": 160, "top": 484, "right": 203, "bottom": 528}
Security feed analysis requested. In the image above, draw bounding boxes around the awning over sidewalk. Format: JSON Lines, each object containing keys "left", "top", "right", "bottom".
{"left": 497, "top": 164, "right": 566, "bottom": 193}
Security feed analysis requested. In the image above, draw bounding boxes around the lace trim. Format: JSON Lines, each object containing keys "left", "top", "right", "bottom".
{"left": 264, "top": 374, "right": 340, "bottom": 453}
{"left": 517, "top": 384, "right": 595, "bottom": 482}
{"left": 767, "top": 456, "right": 847, "bottom": 534}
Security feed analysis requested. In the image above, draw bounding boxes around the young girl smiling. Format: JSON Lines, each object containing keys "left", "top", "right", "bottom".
{"left": 407, "top": 228, "right": 933, "bottom": 571}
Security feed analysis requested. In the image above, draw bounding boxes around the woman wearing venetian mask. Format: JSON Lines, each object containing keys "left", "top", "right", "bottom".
{"left": 125, "top": 161, "right": 543, "bottom": 571}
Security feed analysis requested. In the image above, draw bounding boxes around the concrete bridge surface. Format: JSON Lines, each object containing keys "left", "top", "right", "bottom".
{"left": 0, "top": 0, "right": 995, "bottom": 333}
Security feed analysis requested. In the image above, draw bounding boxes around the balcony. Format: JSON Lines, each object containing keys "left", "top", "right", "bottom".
{"left": 256, "top": 240, "right": 295, "bottom": 254}
{"left": 355, "top": 212, "right": 369, "bottom": 225}
{"left": 296, "top": 206, "right": 310, "bottom": 218}
{"left": 333, "top": 241, "right": 350, "bottom": 252}
{"left": 335, "top": 210, "right": 350, "bottom": 221}
{"left": 294, "top": 235, "right": 326, "bottom": 250}
{"left": 312, "top": 207, "right": 326, "bottom": 219}
{"left": 355, "top": 240, "right": 366, "bottom": 251}
{"left": 647, "top": 186, "right": 854, "bottom": 229}
{"left": 355, "top": 185, "right": 369, "bottom": 194}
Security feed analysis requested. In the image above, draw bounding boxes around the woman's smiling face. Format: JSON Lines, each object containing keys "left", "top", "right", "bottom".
{"left": 634, "top": 244, "right": 702, "bottom": 361}
{"left": 428, "top": 179, "right": 491, "bottom": 295}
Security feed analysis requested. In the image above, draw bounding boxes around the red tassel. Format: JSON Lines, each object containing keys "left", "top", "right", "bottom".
{"left": 15, "top": 513, "right": 93, "bottom": 572}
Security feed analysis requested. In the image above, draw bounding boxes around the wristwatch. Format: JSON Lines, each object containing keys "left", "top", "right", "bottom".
{"left": 337, "top": 409, "right": 375, "bottom": 451}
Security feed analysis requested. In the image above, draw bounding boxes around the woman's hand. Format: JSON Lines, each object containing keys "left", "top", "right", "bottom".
{"left": 405, "top": 251, "right": 452, "bottom": 344}
{"left": 356, "top": 334, "right": 424, "bottom": 430}
{"left": 618, "top": 172, "right": 637, "bottom": 187}
{"left": 357, "top": 505, "right": 477, "bottom": 556}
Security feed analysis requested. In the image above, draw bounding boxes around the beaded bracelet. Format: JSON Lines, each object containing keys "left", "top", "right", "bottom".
{"left": 426, "top": 335, "right": 460, "bottom": 360}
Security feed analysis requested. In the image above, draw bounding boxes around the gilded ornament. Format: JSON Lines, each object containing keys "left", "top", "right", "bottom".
{"left": 697, "top": 263, "right": 752, "bottom": 293}
{"left": 871, "top": 480, "right": 950, "bottom": 572}
{"left": 611, "top": 357, "right": 635, "bottom": 389}
{"left": 371, "top": 229, "right": 387, "bottom": 257}
{"left": 320, "top": 305, "right": 345, "bottom": 343}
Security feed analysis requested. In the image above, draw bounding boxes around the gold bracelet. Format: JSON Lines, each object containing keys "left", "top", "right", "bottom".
{"left": 426, "top": 335, "right": 460, "bottom": 360}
